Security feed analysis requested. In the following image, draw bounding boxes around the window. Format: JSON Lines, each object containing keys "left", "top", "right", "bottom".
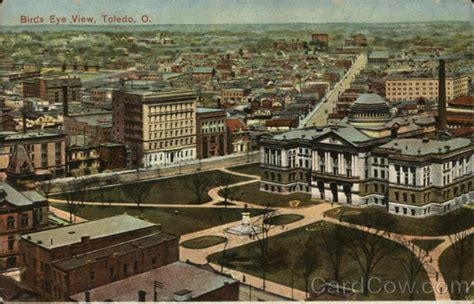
{"left": 123, "top": 264, "right": 128, "bottom": 276}
{"left": 395, "top": 192, "right": 399, "bottom": 201}
{"left": 8, "top": 236, "right": 15, "bottom": 250}
{"left": 411, "top": 194, "right": 416, "bottom": 204}
{"left": 7, "top": 216, "right": 15, "bottom": 230}
{"left": 21, "top": 214, "right": 29, "bottom": 227}
{"left": 403, "top": 193, "right": 407, "bottom": 202}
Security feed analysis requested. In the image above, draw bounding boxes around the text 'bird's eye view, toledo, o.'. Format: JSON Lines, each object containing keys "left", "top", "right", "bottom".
{"left": 0, "top": 0, "right": 472, "bottom": 303}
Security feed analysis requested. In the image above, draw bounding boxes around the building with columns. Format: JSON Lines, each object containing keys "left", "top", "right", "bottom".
{"left": 112, "top": 90, "right": 197, "bottom": 167}
{"left": 259, "top": 94, "right": 472, "bottom": 217}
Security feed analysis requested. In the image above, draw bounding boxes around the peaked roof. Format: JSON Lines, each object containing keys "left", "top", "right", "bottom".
{"left": 7, "top": 144, "right": 35, "bottom": 176}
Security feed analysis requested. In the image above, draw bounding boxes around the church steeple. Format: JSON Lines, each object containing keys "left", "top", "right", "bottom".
{"left": 7, "top": 144, "right": 35, "bottom": 185}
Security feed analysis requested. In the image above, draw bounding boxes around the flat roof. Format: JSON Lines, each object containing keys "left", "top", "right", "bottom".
{"left": 22, "top": 215, "right": 156, "bottom": 250}
{"left": 196, "top": 107, "right": 223, "bottom": 114}
{"left": 71, "top": 261, "right": 237, "bottom": 302}
{"left": 380, "top": 137, "right": 472, "bottom": 156}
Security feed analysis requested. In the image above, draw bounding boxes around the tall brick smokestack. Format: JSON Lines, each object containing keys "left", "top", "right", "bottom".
{"left": 436, "top": 59, "right": 447, "bottom": 134}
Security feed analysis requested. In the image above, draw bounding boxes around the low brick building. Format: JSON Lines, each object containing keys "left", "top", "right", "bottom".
{"left": 70, "top": 262, "right": 240, "bottom": 302}
{"left": 20, "top": 215, "right": 179, "bottom": 301}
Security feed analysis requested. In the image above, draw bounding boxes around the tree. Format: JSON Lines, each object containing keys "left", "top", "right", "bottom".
{"left": 251, "top": 206, "right": 276, "bottom": 290}
{"left": 186, "top": 173, "right": 211, "bottom": 205}
{"left": 123, "top": 182, "right": 153, "bottom": 209}
{"left": 436, "top": 211, "right": 474, "bottom": 299}
{"left": 218, "top": 171, "right": 233, "bottom": 208}
{"left": 396, "top": 241, "right": 430, "bottom": 301}
{"left": 320, "top": 225, "right": 347, "bottom": 283}
{"left": 59, "top": 182, "right": 79, "bottom": 224}
{"left": 37, "top": 181, "right": 54, "bottom": 198}
{"left": 295, "top": 236, "right": 320, "bottom": 297}
{"left": 344, "top": 213, "right": 398, "bottom": 295}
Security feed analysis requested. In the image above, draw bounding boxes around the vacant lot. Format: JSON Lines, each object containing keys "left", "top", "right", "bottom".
{"left": 51, "top": 170, "right": 249, "bottom": 205}
{"left": 51, "top": 203, "right": 267, "bottom": 236}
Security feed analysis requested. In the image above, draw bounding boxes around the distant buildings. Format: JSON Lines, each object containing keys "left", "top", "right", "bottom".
{"left": 311, "top": 33, "right": 329, "bottom": 47}
{"left": 23, "top": 77, "right": 82, "bottom": 105}
{"left": 112, "top": 90, "right": 197, "bottom": 167}
{"left": 0, "top": 182, "right": 48, "bottom": 270}
{"left": 196, "top": 108, "right": 228, "bottom": 159}
{"left": 385, "top": 74, "right": 469, "bottom": 102}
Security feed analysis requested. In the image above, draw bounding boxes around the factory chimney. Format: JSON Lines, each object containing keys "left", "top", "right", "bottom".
{"left": 436, "top": 59, "right": 447, "bottom": 134}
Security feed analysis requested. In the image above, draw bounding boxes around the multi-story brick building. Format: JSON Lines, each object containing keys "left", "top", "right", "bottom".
{"left": 0, "top": 182, "right": 48, "bottom": 270}
{"left": 311, "top": 33, "right": 329, "bottom": 47}
{"left": 196, "top": 108, "right": 228, "bottom": 159}
{"left": 221, "top": 88, "right": 251, "bottom": 104}
{"left": 112, "top": 90, "right": 197, "bottom": 167}
{"left": 385, "top": 74, "right": 469, "bottom": 102}
{"left": 99, "top": 143, "right": 128, "bottom": 171}
{"left": 20, "top": 215, "right": 179, "bottom": 301}
{"left": 63, "top": 114, "right": 113, "bottom": 144}
{"left": 23, "top": 77, "right": 82, "bottom": 105}
{"left": 0, "top": 131, "right": 67, "bottom": 178}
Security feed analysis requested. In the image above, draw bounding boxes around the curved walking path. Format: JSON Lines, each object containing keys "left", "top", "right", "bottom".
{"left": 44, "top": 165, "right": 472, "bottom": 300}
{"left": 180, "top": 203, "right": 336, "bottom": 300}
{"left": 322, "top": 217, "right": 474, "bottom": 301}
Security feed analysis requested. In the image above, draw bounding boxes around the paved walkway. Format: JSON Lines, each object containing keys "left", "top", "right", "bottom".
{"left": 46, "top": 165, "right": 473, "bottom": 301}
{"left": 180, "top": 203, "right": 336, "bottom": 299}
{"left": 49, "top": 206, "right": 87, "bottom": 223}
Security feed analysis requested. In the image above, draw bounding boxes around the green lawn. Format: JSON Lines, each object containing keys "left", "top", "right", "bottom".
{"left": 51, "top": 170, "right": 249, "bottom": 205}
{"left": 181, "top": 236, "right": 227, "bottom": 249}
{"left": 264, "top": 214, "right": 304, "bottom": 225}
{"left": 227, "top": 163, "right": 261, "bottom": 176}
{"left": 439, "top": 234, "right": 474, "bottom": 300}
{"left": 325, "top": 206, "right": 474, "bottom": 236}
{"left": 220, "top": 182, "right": 319, "bottom": 208}
{"left": 51, "top": 203, "right": 267, "bottom": 236}
{"left": 411, "top": 239, "right": 444, "bottom": 253}
{"left": 208, "top": 221, "right": 434, "bottom": 301}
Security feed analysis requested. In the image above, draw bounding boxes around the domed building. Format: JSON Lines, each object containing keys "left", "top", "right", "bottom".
{"left": 348, "top": 93, "right": 392, "bottom": 126}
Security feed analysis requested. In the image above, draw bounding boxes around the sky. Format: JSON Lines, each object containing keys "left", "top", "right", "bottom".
{"left": 0, "top": 0, "right": 472, "bottom": 26}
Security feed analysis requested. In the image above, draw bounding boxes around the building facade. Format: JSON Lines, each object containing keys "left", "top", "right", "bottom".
{"left": 112, "top": 90, "right": 197, "bottom": 167}
{"left": 385, "top": 74, "right": 469, "bottom": 102}
{"left": 0, "top": 131, "right": 67, "bottom": 178}
{"left": 23, "top": 77, "right": 82, "bottom": 104}
{"left": 259, "top": 94, "right": 471, "bottom": 217}
{"left": 0, "top": 183, "right": 48, "bottom": 270}
{"left": 20, "top": 215, "right": 179, "bottom": 301}
{"left": 196, "top": 108, "right": 228, "bottom": 159}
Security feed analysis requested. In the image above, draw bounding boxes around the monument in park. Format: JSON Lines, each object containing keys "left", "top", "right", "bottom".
{"left": 226, "top": 210, "right": 262, "bottom": 236}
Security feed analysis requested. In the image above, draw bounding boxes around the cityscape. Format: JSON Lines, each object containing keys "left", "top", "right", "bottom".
{"left": 0, "top": 0, "right": 473, "bottom": 302}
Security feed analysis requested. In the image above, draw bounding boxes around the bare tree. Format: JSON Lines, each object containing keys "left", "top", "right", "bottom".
{"left": 76, "top": 178, "right": 92, "bottom": 207}
{"left": 123, "top": 182, "right": 153, "bottom": 209}
{"left": 396, "top": 241, "right": 430, "bottom": 301}
{"left": 251, "top": 206, "right": 276, "bottom": 290}
{"left": 320, "top": 225, "right": 347, "bottom": 284}
{"left": 37, "top": 181, "right": 54, "bottom": 198}
{"left": 59, "top": 182, "right": 79, "bottom": 224}
{"left": 186, "top": 173, "right": 211, "bottom": 204}
{"left": 436, "top": 211, "right": 474, "bottom": 299}
{"left": 218, "top": 171, "right": 233, "bottom": 208}
{"left": 344, "top": 213, "right": 398, "bottom": 295}
{"left": 295, "top": 236, "right": 320, "bottom": 297}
